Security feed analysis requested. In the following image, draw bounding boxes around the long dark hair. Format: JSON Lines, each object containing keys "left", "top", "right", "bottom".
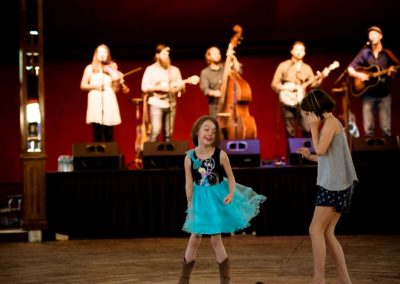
{"left": 301, "top": 89, "right": 336, "bottom": 120}
{"left": 191, "top": 115, "right": 222, "bottom": 147}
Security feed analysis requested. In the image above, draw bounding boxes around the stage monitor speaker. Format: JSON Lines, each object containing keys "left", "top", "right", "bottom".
{"left": 72, "top": 142, "right": 124, "bottom": 170}
{"left": 287, "top": 138, "right": 315, "bottom": 165}
{"left": 352, "top": 136, "right": 400, "bottom": 165}
{"left": 220, "top": 139, "right": 260, "bottom": 167}
{"left": 142, "top": 140, "right": 188, "bottom": 169}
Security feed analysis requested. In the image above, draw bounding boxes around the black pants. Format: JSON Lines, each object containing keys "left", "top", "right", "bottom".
{"left": 92, "top": 123, "right": 114, "bottom": 142}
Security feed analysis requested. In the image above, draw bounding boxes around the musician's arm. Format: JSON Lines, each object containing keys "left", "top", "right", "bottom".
{"left": 313, "top": 66, "right": 331, "bottom": 86}
{"left": 388, "top": 65, "right": 398, "bottom": 78}
{"left": 141, "top": 68, "right": 154, "bottom": 93}
{"left": 347, "top": 66, "right": 369, "bottom": 81}
{"left": 200, "top": 70, "right": 221, "bottom": 98}
{"left": 80, "top": 65, "right": 102, "bottom": 91}
{"left": 226, "top": 49, "right": 243, "bottom": 74}
{"left": 231, "top": 55, "right": 243, "bottom": 74}
{"left": 307, "top": 66, "right": 321, "bottom": 88}
{"left": 311, "top": 72, "right": 324, "bottom": 88}
{"left": 347, "top": 50, "right": 370, "bottom": 81}
{"left": 271, "top": 63, "right": 286, "bottom": 93}
{"left": 141, "top": 67, "right": 169, "bottom": 94}
{"left": 170, "top": 68, "right": 186, "bottom": 96}
{"left": 142, "top": 82, "right": 168, "bottom": 94}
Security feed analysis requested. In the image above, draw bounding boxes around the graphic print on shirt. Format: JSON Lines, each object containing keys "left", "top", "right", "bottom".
{"left": 197, "top": 157, "right": 220, "bottom": 186}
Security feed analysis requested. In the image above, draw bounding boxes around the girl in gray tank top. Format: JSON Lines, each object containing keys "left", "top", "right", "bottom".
{"left": 296, "top": 88, "right": 358, "bottom": 284}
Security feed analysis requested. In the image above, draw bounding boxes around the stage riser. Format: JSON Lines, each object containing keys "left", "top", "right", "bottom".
{"left": 46, "top": 164, "right": 400, "bottom": 239}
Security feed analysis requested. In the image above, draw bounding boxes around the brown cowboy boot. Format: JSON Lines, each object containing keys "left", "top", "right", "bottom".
{"left": 178, "top": 258, "right": 195, "bottom": 284}
{"left": 218, "top": 257, "right": 231, "bottom": 284}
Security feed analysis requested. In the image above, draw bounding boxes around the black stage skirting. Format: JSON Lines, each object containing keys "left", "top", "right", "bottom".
{"left": 46, "top": 164, "right": 400, "bottom": 239}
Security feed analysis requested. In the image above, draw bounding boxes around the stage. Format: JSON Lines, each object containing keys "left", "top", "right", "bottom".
{"left": 46, "top": 162, "right": 400, "bottom": 240}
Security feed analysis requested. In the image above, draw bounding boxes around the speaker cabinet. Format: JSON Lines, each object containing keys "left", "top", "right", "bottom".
{"left": 142, "top": 140, "right": 188, "bottom": 169}
{"left": 352, "top": 136, "right": 400, "bottom": 164}
{"left": 287, "top": 138, "right": 315, "bottom": 165}
{"left": 220, "top": 139, "right": 260, "bottom": 167}
{"left": 72, "top": 142, "right": 124, "bottom": 170}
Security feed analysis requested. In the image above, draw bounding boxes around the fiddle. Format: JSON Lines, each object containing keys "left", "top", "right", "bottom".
{"left": 102, "top": 61, "right": 130, "bottom": 94}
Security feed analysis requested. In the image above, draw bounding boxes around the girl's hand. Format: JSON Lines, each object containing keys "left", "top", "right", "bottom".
{"left": 224, "top": 193, "right": 233, "bottom": 204}
{"left": 296, "top": 147, "right": 310, "bottom": 158}
{"left": 306, "top": 112, "right": 321, "bottom": 129}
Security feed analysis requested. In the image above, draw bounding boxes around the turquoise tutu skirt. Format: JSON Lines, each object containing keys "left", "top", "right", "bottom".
{"left": 182, "top": 178, "right": 266, "bottom": 235}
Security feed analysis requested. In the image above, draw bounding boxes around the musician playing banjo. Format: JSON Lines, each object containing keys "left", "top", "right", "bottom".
{"left": 271, "top": 41, "right": 330, "bottom": 138}
{"left": 347, "top": 26, "right": 399, "bottom": 137}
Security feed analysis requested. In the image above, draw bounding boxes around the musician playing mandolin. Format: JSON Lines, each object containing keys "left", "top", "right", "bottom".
{"left": 347, "top": 26, "right": 399, "bottom": 137}
{"left": 141, "top": 44, "right": 199, "bottom": 142}
{"left": 271, "top": 41, "right": 330, "bottom": 138}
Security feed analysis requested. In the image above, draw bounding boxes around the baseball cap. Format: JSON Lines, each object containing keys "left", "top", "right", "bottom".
{"left": 368, "top": 26, "right": 382, "bottom": 34}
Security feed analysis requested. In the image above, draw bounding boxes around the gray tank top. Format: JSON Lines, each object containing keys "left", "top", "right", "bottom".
{"left": 317, "top": 119, "right": 358, "bottom": 191}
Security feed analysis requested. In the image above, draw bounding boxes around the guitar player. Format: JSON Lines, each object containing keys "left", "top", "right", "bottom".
{"left": 271, "top": 41, "right": 330, "bottom": 138}
{"left": 347, "top": 26, "right": 399, "bottom": 137}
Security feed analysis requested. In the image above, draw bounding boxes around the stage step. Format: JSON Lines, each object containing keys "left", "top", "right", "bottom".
{"left": 0, "top": 228, "right": 28, "bottom": 243}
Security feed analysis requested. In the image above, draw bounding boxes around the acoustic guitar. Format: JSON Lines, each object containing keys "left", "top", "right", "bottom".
{"left": 349, "top": 64, "right": 400, "bottom": 97}
{"left": 279, "top": 61, "right": 340, "bottom": 107}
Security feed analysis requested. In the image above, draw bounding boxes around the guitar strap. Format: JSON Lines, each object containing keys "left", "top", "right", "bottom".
{"left": 383, "top": 48, "right": 400, "bottom": 65}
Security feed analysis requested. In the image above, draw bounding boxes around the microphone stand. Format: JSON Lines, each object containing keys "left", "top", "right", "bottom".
{"left": 166, "top": 70, "right": 174, "bottom": 143}
{"left": 100, "top": 69, "right": 105, "bottom": 142}
{"left": 167, "top": 90, "right": 173, "bottom": 142}
{"left": 334, "top": 68, "right": 348, "bottom": 86}
{"left": 333, "top": 42, "right": 369, "bottom": 148}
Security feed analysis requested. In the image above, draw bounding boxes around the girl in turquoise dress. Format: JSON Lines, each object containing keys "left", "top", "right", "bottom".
{"left": 178, "top": 115, "right": 266, "bottom": 284}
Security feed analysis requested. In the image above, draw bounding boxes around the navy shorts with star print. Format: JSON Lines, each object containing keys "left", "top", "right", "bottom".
{"left": 315, "top": 183, "right": 356, "bottom": 213}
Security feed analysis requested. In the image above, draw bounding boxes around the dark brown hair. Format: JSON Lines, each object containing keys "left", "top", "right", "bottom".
{"left": 301, "top": 89, "right": 336, "bottom": 120}
{"left": 191, "top": 115, "right": 222, "bottom": 147}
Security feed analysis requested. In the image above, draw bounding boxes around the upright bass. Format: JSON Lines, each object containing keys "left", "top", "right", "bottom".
{"left": 217, "top": 25, "right": 257, "bottom": 140}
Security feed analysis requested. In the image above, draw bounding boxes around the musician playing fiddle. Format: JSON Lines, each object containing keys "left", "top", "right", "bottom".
{"left": 271, "top": 41, "right": 329, "bottom": 138}
{"left": 80, "top": 44, "right": 129, "bottom": 142}
{"left": 199, "top": 46, "right": 242, "bottom": 118}
{"left": 347, "top": 26, "right": 399, "bottom": 137}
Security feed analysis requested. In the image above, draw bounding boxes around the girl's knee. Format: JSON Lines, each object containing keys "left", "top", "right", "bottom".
{"left": 188, "top": 234, "right": 202, "bottom": 247}
{"left": 210, "top": 235, "right": 222, "bottom": 248}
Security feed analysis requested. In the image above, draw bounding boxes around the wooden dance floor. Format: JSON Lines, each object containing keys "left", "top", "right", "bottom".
{"left": 0, "top": 234, "right": 399, "bottom": 283}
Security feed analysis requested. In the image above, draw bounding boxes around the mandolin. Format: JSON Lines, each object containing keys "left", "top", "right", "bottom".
{"left": 147, "top": 75, "right": 200, "bottom": 108}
